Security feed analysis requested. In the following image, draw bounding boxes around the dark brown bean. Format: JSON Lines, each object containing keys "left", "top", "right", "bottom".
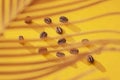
{"left": 87, "top": 55, "right": 94, "bottom": 63}
{"left": 81, "top": 39, "right": 89, "bottom": 43}
{"left": 19, "top": 36, "right": 24, "bottom": 44}
{"left": 56, "top": 52, "right": 65, "bottom": 57}
{"left": 57, "top": 38, "right": 66, "bottom": 45}
{"left": 38, "top": 47, "right": 48, "bottom": 54}
{"left": 56, "top": 27, "right": 63, "bottom": 34}
{"left": 44, "top": 17, "right": 52, "bottom": 24}
{"left": 70, "top": 48, "right": 79, "bottom": 54}
{"left": 59, "top": 16, "right": 68, "bottom": 23}
{"left": 81, "top": 39, "right": 89, "bottom": 45}
{"left": 19, "top": 36, "right": 24, "bottom": 40}
{"left": 25, "top": 16, "right": 32, "bottom": 24}
{"left": 40, "top": 31, "right": 47, "bottom": 38}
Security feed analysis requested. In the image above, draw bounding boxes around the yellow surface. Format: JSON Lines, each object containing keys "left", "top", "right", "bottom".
{"left": 0, "top": 0, "right": 120, "bottom": 80}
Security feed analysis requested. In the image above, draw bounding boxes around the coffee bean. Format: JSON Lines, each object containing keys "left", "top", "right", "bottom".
{"left": 40, "top": 31, "right": 47, "bottom": 38}
{"left": 59, "top": 16, "right": 68, "bottom": 23}
{"left": 56, "top": 27, "right": 63, "bottom": 34}
{"left": 25, "top": 16, "right": 32, "bottom": 24}
{"left": 19, "top": 36, "right": 24, "bottom": 40}
{"left": 70, "top": 48, "right": 79, "bottom": 54}
{"left": 38, "top": 47, "right": 48, "bottom": 54}
{"left": 56, "top": 52, "right": 65, "bottom": 57}
{"left": 81, "top": 39, "right": 89, "bottom": 44}
{"left": 44, "top": 17, "right": 52, "bottom": 24}
{"left": 87, "top": 55, "right": 94, "bottom": 63}
{"left": 81, "top": 39, "right": 90, "bottom": 46}
{"left": 57, "top": 38, "right": 66, "bottom": 45}
{"left": 19, "top": 36, "right": 24, "bottom": 44}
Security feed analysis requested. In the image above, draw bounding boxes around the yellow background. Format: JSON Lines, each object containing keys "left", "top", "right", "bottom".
{"left": 0, "top": 0, "right": 120, "bottom": 80}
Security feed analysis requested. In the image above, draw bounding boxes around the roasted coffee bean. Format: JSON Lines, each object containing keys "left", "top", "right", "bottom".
{"left": 81, "top": 39, "right": 89, "bottom": 43}
{"left": 56, "top": 27, "right": 63, "bottom": 34}
{"left": 87, "top": 55, "right": 94, "bottom": 63}
{"left": 40, "top": 31, "right": 47, "bottom": 38}
{"left": 70, "top": 48, "right": 79, "bottom": 54}
{"left": 81, "top": 39, "right": 89, "bottom": 44}
{"left": 57, "top": 38, "right": 66, "bottom": 45}
{"left": 56, "top": 52, "right": 65, "bottom": 57}
{"left": 19, "top": 36, "right": 24, "bottom": 44}
{"left": 25, "top": 16, "right": 32, "bottom": 24}
{"left": 38, "top": 47, "right": 48, "bottom": 54}
{"left": 19, "top": 36, "right": 24, "bottom": 40}
{"left": 59, "top": 16, "right": 68, "bottom": 23}
{"left": 44, "top": 17, "right": 52, "bottom": 24}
